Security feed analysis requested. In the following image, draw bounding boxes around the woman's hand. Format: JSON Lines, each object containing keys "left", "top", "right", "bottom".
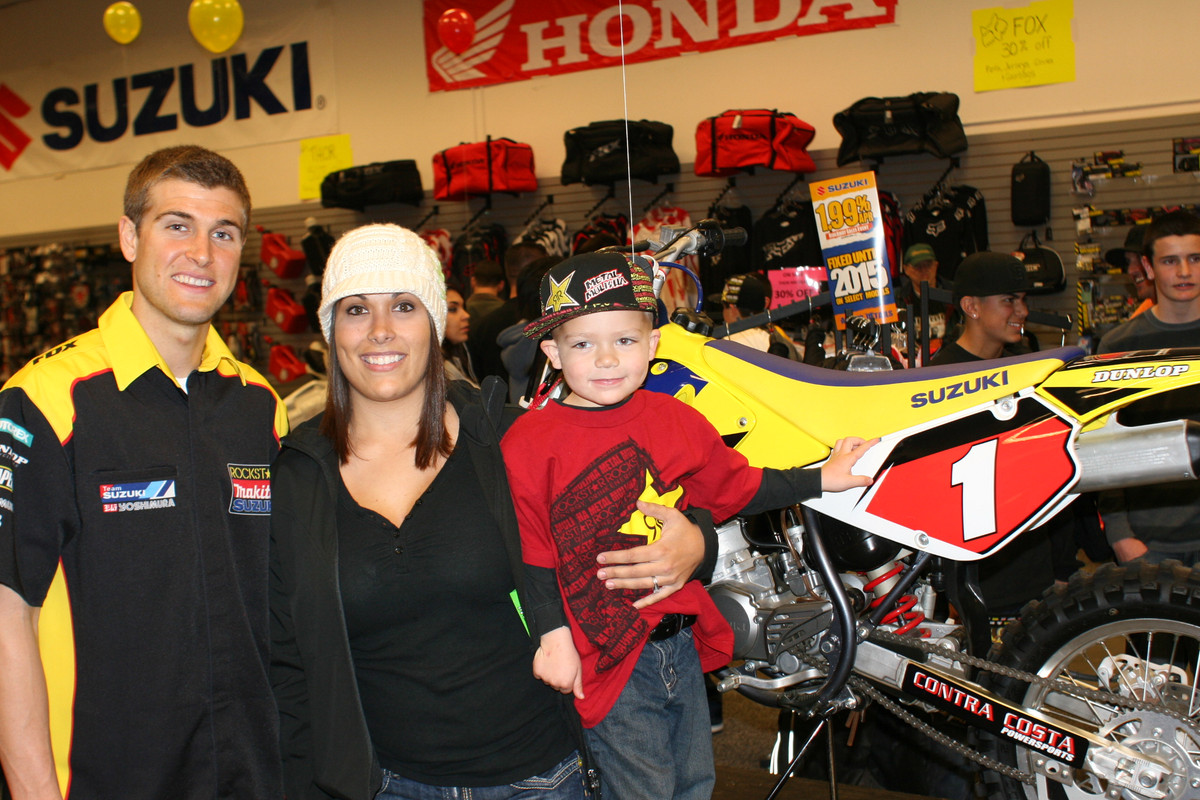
{"left": 533, "top": 626, "right": 584, "bottom": 699}
{"left": 596, "top": 500, "right": 704, "bottom": 610}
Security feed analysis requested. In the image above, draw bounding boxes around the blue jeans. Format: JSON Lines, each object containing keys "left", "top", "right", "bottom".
{"left": 375, "top": 752, "right": 586, "bottom": 800}
{"left": 1137, "top": 548, "right": 1200, "bottom": 568}
{"left": 585, "top": 628, "right": 714, "bottom": 800}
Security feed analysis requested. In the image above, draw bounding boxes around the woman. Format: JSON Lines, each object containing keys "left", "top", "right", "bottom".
{"left": 442, "top": 283, "right": 477, "bottom": 385}
{"left": 929, "top": 251, "right": 1030, "bottom": 364}
{"left": 270, "top": 223, "right": 708, "bottom": 800}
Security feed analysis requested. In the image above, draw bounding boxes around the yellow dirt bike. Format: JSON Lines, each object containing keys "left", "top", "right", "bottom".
{"left": 623, "top": 221, "right": 1200, "bottom": 800}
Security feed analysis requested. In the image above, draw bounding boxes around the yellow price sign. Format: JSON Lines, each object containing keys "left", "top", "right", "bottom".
{"left": 815, "top": 195, "right": 876, "bottom": 234}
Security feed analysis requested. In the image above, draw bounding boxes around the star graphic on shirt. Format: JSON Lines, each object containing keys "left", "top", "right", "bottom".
{"left": 618, "top": 470, "right": 684, "bottom": 544}
{"left": 544, "top": 271, "right": 579, "bottom": 314}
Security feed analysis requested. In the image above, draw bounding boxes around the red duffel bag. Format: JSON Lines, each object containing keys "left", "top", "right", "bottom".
{"left": 433, "top": 136, "right": 537, "bottom": 201}
{"left": 695, "top": 109, "right": 816, "bottom": 177}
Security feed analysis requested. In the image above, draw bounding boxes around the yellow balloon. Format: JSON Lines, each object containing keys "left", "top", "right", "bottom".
{"left": 103, "top": 2, "right": 142, "bottom": 45}
{"left": 188, "top": 0, "right": 244, "bottom": 54}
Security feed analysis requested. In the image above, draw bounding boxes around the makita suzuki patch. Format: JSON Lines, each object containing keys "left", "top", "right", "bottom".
{"left": 228, "top": 463, "right": 271, "bottom": 515}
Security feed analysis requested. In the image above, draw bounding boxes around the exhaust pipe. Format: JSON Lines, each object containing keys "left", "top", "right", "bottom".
{"left": 1074, "top": 418, "right": 1200, "bottom": 492}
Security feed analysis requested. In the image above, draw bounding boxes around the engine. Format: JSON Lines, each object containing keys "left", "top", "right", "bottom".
{"left": 706, "top": 518, "right": 835, "bottom": 676}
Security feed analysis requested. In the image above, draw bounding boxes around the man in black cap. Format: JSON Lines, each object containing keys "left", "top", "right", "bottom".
{"left": 716, "top": 273, "right": 799, "bottom": 360}
{"left": 929, "top": 251, "right": 1031, "bottom": 364}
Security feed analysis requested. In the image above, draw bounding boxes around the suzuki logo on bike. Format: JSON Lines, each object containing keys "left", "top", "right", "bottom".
{"left": 1091, "top": 364, "right": 1189, "bottom": 383}
{"left": 0, "top": 84, "right": 32, "bottom": 171}
{"left": 910, "top": 370, "right": 1009, "bottom": 408}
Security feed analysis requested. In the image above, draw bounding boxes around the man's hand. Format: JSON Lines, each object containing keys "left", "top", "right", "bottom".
{"left": 1112, "top": 537, "right": 1149, "bottom": 564}
{"left": 820, "top": 437, "right": 878, "bottom": 493}
{"left": 0, "top": 586, "right": 62, "bottom": 800}
{"left": 596, "top": 500, "right": 704, "bottom": 609}
{"left": 533, "top": 626, "right": 584, "bottom": 699}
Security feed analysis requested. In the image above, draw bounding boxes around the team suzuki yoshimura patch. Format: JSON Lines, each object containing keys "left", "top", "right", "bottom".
{"left": 227, "top": 463, "right": 271, "bottom": 515}
{"left": 100, "top": 480, "right": 177, "bottom": 513}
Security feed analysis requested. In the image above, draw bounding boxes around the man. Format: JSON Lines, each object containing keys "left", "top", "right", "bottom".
{"left": 895, "top": 243, "right": 954, "bottom": 359}
{"left": 469, "top": 242, "right": 549, "bottom": 382}
{"left": 717, "top": 273, "right": 799, "bottom": 360}
{"left": 0, "top": 146, "right": 288, "bottom": 799}
{"left": 465, "top": 258, "right": 507, "bottom": 325}
{"left": 1105, "top": 225, "right": 1155, "bottom": 317}
{"left": 1097, "top": 210, "right": 1200, "bottom": 564}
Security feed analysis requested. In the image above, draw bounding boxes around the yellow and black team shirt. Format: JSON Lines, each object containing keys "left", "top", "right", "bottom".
{"left": 0, "top": 293, "right": 289, "bottom": 799}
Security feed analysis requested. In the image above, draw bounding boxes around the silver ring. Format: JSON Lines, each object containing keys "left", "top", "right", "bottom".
{"left": 652, "top": 576, "right": 660, "bottom": 593}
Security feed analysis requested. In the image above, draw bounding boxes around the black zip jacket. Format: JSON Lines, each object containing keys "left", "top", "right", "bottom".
{"left": 269, "top": 379, "right": 578, "bottom": 799}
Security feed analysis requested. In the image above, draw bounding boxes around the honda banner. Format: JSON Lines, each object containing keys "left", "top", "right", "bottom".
{"left": 425, "top": 0, "right": 897, "bottom": 92}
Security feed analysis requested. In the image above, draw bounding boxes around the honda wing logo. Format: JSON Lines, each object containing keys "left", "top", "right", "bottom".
{"left": 431, "top": 0, "right": 513, "bottom": 84}
{"left": 0, "top": 84, "right": 32, "bottom": 171}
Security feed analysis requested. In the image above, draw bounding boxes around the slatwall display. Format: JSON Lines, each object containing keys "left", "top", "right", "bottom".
{"left": 1, "top": 111, "right": 1197, "bottom": 389}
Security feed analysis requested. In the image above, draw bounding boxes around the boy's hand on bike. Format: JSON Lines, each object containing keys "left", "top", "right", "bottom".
{"left": 820, "top": 437, "right": 879, "bottom": 493}
{"left": 596, "top": 500, "right": 703, "bottom": 609}
{"left": 534, "top": 627, "right": 585, "bottom": 699}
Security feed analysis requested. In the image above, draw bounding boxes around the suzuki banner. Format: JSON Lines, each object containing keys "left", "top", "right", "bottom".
{"left": 0, "top": 2, "right": 337, "bottom": 180}
{"left": 424, "top": 0, "right": 897, "bottom": 92}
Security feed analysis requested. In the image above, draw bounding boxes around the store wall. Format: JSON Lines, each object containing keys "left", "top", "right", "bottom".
{"left": 0, "top": 0, "right": 1197, "bottom": 238}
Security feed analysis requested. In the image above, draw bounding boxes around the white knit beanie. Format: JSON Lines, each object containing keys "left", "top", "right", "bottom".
{"left": 318, "top": 224, "right": 447, "bottom": 344}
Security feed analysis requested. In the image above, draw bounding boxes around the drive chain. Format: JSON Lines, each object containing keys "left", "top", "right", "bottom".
{"left": 857, "top": 626, "right": 1199, "bottom": 786}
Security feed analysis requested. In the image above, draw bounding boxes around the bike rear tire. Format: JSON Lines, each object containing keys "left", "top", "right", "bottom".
{"left": 978, "top": 559, "right": 1200, "bottom": 800}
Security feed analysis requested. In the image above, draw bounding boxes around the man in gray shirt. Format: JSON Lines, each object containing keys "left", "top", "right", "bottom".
{"left": 1097, "top": 209, "right": 1200, "bottom": 564}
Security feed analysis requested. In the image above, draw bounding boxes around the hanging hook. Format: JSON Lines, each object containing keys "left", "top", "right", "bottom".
{"left": 522, "top": 195, "right": 554, "bottom": 227}
{"left": 772, "top": 174, "right": 806, "bottom": 210}
{"left": 464, "top": 196, "right": 492, "bottom": 231}
{"left": 641, "top": 182, "right": 674, "bottom": 215}
{"left": 709, "top": 176, "right": 737, "bottom": 211}
{"left": 413, "top": 205, "right": 440, "bottom": 230}
{"left": 582, "top": 186, "right": 616, "bottom": 220}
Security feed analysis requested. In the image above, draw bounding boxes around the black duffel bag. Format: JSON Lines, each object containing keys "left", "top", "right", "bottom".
{"left": 561, "top": 119, "right": 680, "bottom": 185}
{"left": 833, "top": 92, "right": 967, "bottom": 166}
{"left": 320, "top": 160, "right": 424, "bottom": 211}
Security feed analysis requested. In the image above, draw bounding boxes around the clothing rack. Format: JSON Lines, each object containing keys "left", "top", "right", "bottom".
{"left": 521, "top": 195, "right": 554, "bottom": 227}
{"left": 641, "top": 182, "right": 674, "bottom": 215}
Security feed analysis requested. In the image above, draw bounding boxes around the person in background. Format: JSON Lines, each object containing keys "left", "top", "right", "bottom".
{"left": 470, "top": 243, "right": 549, "bottom": 383}
{"left": 442, "top": 282, "right": 477, "bottom": 386}
{"left": 1097, "top": 209, "right": 1200, "bottom": 565}
{"left": 466, "top": 258, "right": 506, "bottom": 323}
{"left": 0, "top": 145, "right": 288, "bottom": 799}
{"left": 1105, "top": 225, "right": 1155, "bottom": 318}
{"left": 270, "top": 224, "right": 711, "bottom": 800}
{"left": 497, "top": 255, "right": 560, "bottom": 403}
{"left": 716, "top": 272, "right": 799, "bottom": 359}
{"left": 929, "top": 251, "right": 1030, "bottom": 364}
{"left": 895, "top": 242, "right": 955, "bottom": 360}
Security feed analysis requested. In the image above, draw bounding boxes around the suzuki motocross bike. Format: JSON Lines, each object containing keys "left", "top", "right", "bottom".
{"left": 579, "top": 220, "right": 1200, "bottom": 800}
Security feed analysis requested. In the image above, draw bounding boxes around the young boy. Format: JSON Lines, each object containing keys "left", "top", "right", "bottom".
{"left": 501, "top": 251, "right": 874, "bottom": 800}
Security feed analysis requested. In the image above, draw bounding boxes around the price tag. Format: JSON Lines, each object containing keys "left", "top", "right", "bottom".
{"left": 768, "top": 267, "right": 826, "bottom": 306}
{"left": 809, "top": 171, "right": 898, "bottom": 330}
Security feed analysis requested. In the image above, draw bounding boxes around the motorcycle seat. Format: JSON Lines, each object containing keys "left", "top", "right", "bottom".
{"left": 697, "top": 341, "right": 1085, "bottom": 450}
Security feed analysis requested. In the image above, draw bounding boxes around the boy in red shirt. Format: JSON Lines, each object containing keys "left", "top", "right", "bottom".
{"left": 502, "top": 251, "right": 873, "bottom": 800}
